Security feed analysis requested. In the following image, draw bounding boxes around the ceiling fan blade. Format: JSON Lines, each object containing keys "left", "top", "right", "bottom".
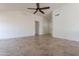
{"left": 40, "top": 7, "right": 50, "bottom": 10}
{"left": 39, "top": 9, "right": 45, "bottom": 14}
{"left": 36, "top": 3, "right": 40, "bottom": 8}
{"left": 27, "top": 8, "right": 36, "bottom": 10}
{"left": 33, "top": 10, "right": 38, "bottom": 14}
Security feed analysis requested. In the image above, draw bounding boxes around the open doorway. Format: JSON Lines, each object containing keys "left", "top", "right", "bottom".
{"left": 35, "top": 21, "right": 39, "bottom": 36}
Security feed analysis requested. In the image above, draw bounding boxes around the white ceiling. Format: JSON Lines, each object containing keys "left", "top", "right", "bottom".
{"left": 0, "top": 3, "right": 67, "bottom": 14}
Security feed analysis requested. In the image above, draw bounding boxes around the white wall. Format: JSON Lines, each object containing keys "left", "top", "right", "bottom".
{"left": 43, "top": 12, "right": 52, "bottom": 34}
{"left": 53, "top": 4, "right": 79, "bottom": 41}
{"left": 0, "top": 11, "right": 44, "bottom": 39}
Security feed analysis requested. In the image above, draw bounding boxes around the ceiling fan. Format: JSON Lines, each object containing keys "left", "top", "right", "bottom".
{"left": 27, "top": 3, "right": 50, "bottom": 14}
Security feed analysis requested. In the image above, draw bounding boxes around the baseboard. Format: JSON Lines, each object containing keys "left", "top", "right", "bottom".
{"left": 0, "top": 33, "right": 45, "bottom": 40}
{"left": 53, "top": 35, "right": 79, "bottom": 41}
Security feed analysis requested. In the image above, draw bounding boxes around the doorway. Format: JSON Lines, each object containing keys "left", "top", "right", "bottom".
{"left": 35, "top": 21, "right": 39, "bottom": 36}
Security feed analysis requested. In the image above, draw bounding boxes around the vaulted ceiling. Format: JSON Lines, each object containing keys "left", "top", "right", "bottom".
{"left": 0, "top": 3, "right": 67, "bottom": 15}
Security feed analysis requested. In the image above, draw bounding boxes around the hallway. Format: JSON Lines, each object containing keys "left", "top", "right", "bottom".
{"left": 0, "top": 35, "right": 79, "bottom": 56}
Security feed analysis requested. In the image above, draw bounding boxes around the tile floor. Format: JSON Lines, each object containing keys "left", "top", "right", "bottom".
{"left": 0, "top": 35, "right": 79, "bottom": 56}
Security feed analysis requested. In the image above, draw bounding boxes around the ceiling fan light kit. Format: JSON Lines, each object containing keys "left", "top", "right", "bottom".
{"left": 27, "top": 3, "right": 50, "bottom": 14}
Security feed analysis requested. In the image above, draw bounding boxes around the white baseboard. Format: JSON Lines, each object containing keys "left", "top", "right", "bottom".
{"left": 53, "top": 35, "right": 79, "bottom": 42}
